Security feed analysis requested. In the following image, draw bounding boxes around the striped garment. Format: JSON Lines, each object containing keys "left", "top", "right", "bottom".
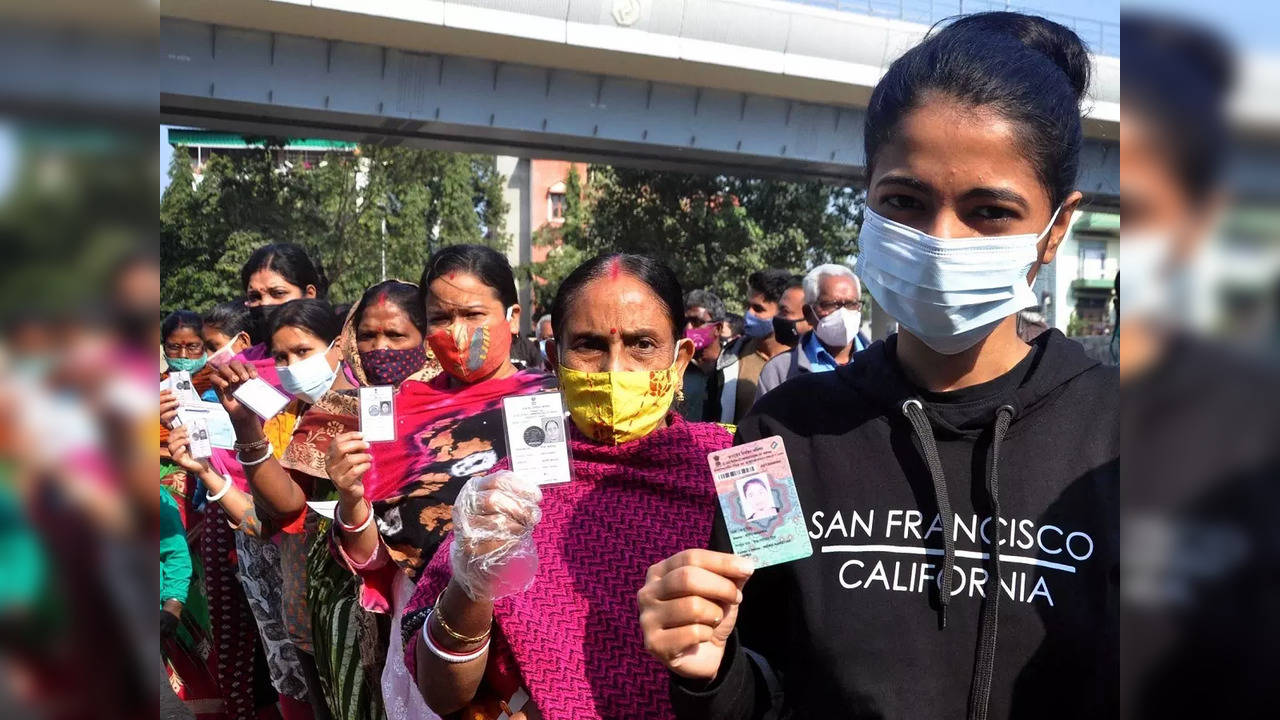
{"left": 306, "top": 516, "right": 387, "bottom": 720}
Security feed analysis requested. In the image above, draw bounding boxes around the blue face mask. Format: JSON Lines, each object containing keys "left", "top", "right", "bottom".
{"left": 742, "top": 310, "right": 774, "bottom": 339}
{"left": 277, "top": 342, "right": 338, "bottom": 404}
{"left": 166, "top": 354, "right": 208, "bottom": 373}
{"left": 856, "top": 206, "right": 1063, "bottom": 354}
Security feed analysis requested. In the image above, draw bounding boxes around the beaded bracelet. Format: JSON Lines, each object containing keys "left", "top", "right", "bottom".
{"left": 237, "top": 443, "right": 273, "bottom": 466}
{"left": 234, "top": 437, "right": 269, "bottom": 453}
{"left": 421, "top": 610, "right": 490, "bottom": 664}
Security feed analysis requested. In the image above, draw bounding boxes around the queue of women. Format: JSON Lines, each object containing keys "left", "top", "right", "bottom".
{"left": 159, "top": 12, "right": 1118, "bottom": 720}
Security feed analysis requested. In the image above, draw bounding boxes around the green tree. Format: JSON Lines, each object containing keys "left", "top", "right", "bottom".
{"left": 526, "top": 166, "right": 862, "bottom": 313}
{"left": 161, "top": 142, "right": 509, "bottom": 311}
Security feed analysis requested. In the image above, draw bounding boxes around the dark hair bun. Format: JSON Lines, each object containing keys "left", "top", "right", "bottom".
{"left": 1124, "top": 13, "right": 1234, "bottom": 100}
{"left": 866, "top": 11, "right": 1089, "bottom": 206}
{"left": 943, "top": 12, "right": 1090, "bottom": 103}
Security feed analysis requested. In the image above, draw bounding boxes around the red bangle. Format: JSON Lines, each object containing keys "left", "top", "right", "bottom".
{"left": 337, "top": 498, "right": 374, "bottom": 533}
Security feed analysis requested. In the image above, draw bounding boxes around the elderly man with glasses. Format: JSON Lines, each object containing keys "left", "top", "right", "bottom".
{"left": 754, "top": 264, "right": 869, "bottom": 403}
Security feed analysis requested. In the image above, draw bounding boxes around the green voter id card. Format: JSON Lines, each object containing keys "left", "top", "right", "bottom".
{"left": 708, "top": 436, "right": 813, "bottom": 568}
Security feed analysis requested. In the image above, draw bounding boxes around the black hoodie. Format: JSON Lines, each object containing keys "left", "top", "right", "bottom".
{"left": 670, "top": 329, "right": 1119, "bottom": 720}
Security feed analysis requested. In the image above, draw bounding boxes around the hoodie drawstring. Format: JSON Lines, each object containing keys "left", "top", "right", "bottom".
{"left": 969, "top": 404, "right": 1014, "bottom": 720}
{"left": 901, "top": 399, "right": 1017, "bottom": 720}
{"left": 901, "top": 399, "right": 955, "bottom": 628}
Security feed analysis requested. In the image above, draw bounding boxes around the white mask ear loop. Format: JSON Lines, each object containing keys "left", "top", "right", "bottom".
{"left": 673, "top": 338, "right": 695, "bottom": 367}
{"left": 1036, "top": 204, "right": 1066, "bottom": 242}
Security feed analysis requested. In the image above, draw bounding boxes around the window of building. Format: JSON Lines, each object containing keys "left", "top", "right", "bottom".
{"left": 1079, "top": 240, "right": 1107, "bottom": 280}
{"left": 547, "top": 181, "right": 567, "bottom": 222}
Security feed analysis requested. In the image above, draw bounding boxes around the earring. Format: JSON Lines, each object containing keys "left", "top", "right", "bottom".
{"left": 675, "top": 389, "right": 686, "bottom": 404}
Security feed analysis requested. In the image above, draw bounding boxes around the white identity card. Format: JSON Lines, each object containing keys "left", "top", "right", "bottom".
{"left": 708, "top": 436, "right": 813, "bottom": 568}
{"left": 501, "top": 391, "right": 572, "bottom": 486}
{"left": 185, "top": 416, "right": 214, "bottom": 459}
{"left": 168, "top": 370, "right": 200, "bottom": 405}
{"left": 176, "top": 402, "right": 236, "bottom": 449}
{"left": 359, "top": 386, "right": 396, "bottom": 443}
{"left": 232, "top": 377, "right": 290, "bottom": 421}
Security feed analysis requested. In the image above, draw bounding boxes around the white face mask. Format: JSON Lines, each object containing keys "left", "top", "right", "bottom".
{"left": 277, "top": 341, "right": 338, "bottom": 404}
{"left": 856, "top": 206, "right": 1062, "bottom": 354}
{"left": 208, "top": 333, "right": 245, "bottom": 365}
{"left": 813, "top": 306, "right": 861, "bottom": 349}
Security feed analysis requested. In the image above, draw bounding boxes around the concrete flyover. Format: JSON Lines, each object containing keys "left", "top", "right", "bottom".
{"left": 160, "top": 0, "right": 1118, "bottom": 201}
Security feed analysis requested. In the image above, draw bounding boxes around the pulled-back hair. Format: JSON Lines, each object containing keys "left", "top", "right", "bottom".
{"left": 552, "top": 254, "right": 684, "bottom": 342}
{"left": 865, "top": 12, "right": 1090, "bottom": 207}
{"left": 240, "top": 243, "right": 329, "bottom": 299}
{"left": 419, "top": 244, "right": 518, "bottom": 309}
{"left": 162, "top": 310, "right": 202, "bottom": 342}
{"left": 203, "top": 301, "right": 257, "bottom": 344}
{"left": 267, "top": 298, "right": 342, "bottom": 346}
{"left": 353, "top": 281, "right": 428, "bottom": 337}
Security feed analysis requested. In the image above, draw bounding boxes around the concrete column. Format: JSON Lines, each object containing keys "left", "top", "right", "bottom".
{"left": 497, "top": 155, "right": 532, "bottom": 336}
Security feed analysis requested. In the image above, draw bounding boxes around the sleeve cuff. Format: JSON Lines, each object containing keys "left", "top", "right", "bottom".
{"left": 669, "top": 631, "right": 755, "bottom": 718}
{"left": 331, "top": 528, "right": 390, "bottom": 571}
{"left": 328, "top": 530, "right": 394, "bottom": 614}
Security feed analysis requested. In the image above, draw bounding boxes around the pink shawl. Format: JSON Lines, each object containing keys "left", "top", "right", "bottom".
{"left": 403, "top": 413, "right": 733, "bottom": 720}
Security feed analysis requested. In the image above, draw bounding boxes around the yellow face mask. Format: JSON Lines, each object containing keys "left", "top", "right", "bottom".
{"left": 557, "top": 345, "right": 685, "bottom": 445}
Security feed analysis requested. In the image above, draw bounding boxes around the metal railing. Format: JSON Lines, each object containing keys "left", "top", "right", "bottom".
{"left": 784, "top": 0, "right": 1119, "bottom": 56}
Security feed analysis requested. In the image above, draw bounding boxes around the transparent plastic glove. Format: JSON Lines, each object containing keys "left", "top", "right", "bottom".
{"left": 449, "top": 471, "right": 543, "bottom": 601}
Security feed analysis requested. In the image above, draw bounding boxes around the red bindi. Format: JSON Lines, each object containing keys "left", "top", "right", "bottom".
{"left": 610, "top": 327, "right": 617, "bottom": 334}
{"left": 448, "top": 272, "right": 456, "bottom": 280}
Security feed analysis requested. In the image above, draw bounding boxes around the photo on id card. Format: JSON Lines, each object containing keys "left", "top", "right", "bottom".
{"left": 186, "top": 416, "right": 213, "bottom": 459}
{"left": 501, "top": 391, "right": 572, "bottom": 486}
{"left": 708, "top": 436, "right": 812, "bottom": 568}
{"left": 359, "top": 386, "right": 396, "bottom": 442}
{"left": 169, "top": 370, "right": 199, "bottom": 405}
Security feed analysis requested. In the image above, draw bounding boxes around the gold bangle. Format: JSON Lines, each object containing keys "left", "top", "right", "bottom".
{"left": 432, "top": 589, "right": 491, "bottom": 645}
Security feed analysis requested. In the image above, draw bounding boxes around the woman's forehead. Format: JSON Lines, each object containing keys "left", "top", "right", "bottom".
{"left": 359, "top": 300, "right": 411, "bottom": 327}
{"left": 248, "top": 268, "right": 293, "bottom": 290}
{"left": 271, "top": 325, "right": 319, "bottom": 348}
{"left": 427, "top": 272, "right": 499, "bottom": 306}
{"left": 565, "top": 275, "right": 667, "bottom": 329}
{"left": 872, "top": 100, "right": 1044, "bottom": 202}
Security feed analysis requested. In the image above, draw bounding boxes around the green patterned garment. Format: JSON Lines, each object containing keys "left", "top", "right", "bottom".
{"left": 306, "top": 513, "right": 389, "bottom": 720}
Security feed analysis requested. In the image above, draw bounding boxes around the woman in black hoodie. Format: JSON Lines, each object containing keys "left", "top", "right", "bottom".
{"left": 637, "top": 12, "right": 1118, "bottom": 720}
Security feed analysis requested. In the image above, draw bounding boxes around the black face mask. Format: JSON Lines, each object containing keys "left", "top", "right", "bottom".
{"left": 248, "top": 304, "right": 279, "bottom": 346}
{"left": 772, "top": 316, "right": 801, "bottom": 347}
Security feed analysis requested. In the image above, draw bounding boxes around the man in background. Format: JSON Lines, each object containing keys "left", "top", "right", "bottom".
{"left": 756, "top": 263, "right": 868, "bottom": 400}
{"left": 680, "top": 289, "right": 727, "bottom": 421}
{"left": 710, "top": 270, "right": 804, "bottom": 424}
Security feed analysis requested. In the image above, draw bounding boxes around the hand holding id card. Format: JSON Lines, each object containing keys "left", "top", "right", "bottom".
{"left": 168, "top": 370, "right": 200, "bottom": 405}
{"left": 707, "top": 436, "right": 813, "bottom": 568}
{"left": 501, "top": 392, "right": 572, "bottom": 486}
{"left": 232, "top": 377, "right": 290, "bottom": 420}
{"left": 185, "top": 416, "right": 214, "bottom": 459}
{"left": 359, "top": 386, "right": 396, "bottom": 442}
{"left": 177, "top": 402, "right": 236, "bottom": 449}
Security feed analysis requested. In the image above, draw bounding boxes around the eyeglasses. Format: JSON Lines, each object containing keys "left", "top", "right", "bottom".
{"left": 814, "top": 300, "right": 863, "bottom": 314}
{"left": 164, "top": 343, "right": 206, "bottom": 357}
